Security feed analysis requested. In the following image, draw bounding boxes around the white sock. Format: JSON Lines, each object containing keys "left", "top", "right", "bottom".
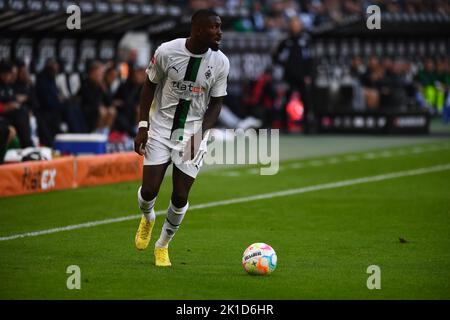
{"left": 155, "top": 201, "right": 189, "bottom": 248}
{"left": 137, "top": 186, "right": 156, "bottom": 222}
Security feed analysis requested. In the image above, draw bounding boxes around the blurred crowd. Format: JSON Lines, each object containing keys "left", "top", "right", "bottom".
{"left": 65, "top": 1, "right": 450, "bottom": 32}
{"left": 348, "top": 56, "right": 450, "bottom": 114}
{"left": 188, "top": 0, "right": 450, "bottom": 32}
{"left": 2, "top": 45, "right": 450, "bottom": 161}
{"left": 232, "top": 53, "right": 450, "bottom": 135}
{"left": 0, "top": 58, "right": 146, "bottom": 162}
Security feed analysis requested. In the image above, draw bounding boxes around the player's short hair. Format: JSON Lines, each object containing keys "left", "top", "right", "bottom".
{"left": 191, "top": 9, "right": 219, "bottom": 26}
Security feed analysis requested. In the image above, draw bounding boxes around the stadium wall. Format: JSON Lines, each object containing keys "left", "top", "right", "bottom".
{"left": 0, "top": 152, "right": 143, "bottom": 197}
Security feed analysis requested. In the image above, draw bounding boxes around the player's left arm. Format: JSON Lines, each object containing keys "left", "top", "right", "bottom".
{"left": 186, "top": 95, "right": 224, "bottom": 161}
{"left": 202, "top": 56, "right": 230, "bottom": 136}
{"left": 201, "top": 96, "right": 224, "bottom": 137}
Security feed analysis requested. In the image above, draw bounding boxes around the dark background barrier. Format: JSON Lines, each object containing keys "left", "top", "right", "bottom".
{"left": 318, "top": 111, "right": 430, "bottom": 134}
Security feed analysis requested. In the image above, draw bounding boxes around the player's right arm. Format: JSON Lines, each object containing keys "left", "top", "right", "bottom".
{"left": 134, "top": 46, "right": 167, "bottom": 156}
{"left": 134, "top": 78, "right": 157, "bottom": 155}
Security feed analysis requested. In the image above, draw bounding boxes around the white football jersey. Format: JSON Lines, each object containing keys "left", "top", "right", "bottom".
{"left": 146, "top": 38, "right": 229, "bottom": 142}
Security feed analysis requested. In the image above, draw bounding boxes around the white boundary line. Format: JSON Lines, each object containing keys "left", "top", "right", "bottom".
{"left": 213, "top": 142, "right": 450, "bottom": 177}
{"left": 1, "top": 163, "right": 450, "bottom": 242}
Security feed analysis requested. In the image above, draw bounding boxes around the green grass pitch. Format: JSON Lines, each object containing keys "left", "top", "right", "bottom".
{"left": 1, "top": 140, "right": 450, "bottom": 299}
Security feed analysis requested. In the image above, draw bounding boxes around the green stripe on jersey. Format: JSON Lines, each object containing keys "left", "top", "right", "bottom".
{"left": 183, "top": 57, "right": 202, "bottom": 82}
{"left": 171, "top": 99, "right": 191, "bottom": 141}
{"left": 171, "top": 56, "right": 202, "bottom": 140}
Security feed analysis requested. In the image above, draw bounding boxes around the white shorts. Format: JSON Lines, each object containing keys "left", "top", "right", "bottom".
{"left": 143, "top": 134, "right": 208, "bottom": 179}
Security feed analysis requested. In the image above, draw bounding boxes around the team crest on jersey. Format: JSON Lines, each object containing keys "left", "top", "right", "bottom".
{"left": 205, "top": 66, "right": 212, "bottom": 79}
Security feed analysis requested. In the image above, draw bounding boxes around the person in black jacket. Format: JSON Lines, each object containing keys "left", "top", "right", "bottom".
{"left": 79, "top": 61, "right": 116, "bottom": 135}
{"left": 0, "top": 60, "right": 33, "bottom": 148}
{"left": 0, "top": 118, "right": 16, "bottom": 163}
{"left": 35, "top": 59, "right": 86, "bottom": 146}
{"left": 113, "top": 66, "right": 146, "bottom": 137}
{"left": 273, "top": 16, "right": 313, "bottom": 133}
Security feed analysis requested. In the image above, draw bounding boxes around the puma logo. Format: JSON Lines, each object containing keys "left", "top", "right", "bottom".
{"left": 171, "top": 66, "right": 180, "bottom": 73}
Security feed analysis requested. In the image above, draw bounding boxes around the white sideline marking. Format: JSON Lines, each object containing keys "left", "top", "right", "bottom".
{"left": 289, "top": 163, "right": 305, "bottom": 169}
{"left": 309, "top": 160, "right": 325, "bottom": 166}
{"left": 363, "top": 153, "right": 377, "bottom": 159}
{"left": 412, "top": 147, "right": 424, "bottom": 154}
{"left": 222, "top": 171, "right": 240, "bottom": 177}
{"left": 344, "top": 155, "right": 359, "bottom": 162}
{"left": 380, "top": 151, "right": 393, "bottom": 158}
{"left": 428, "top": 145, "right": 441, "bottom": 151}
{"left": 327, "top": 157, "right": 341, "bottom": 164}
{"left": 1, "top": 163, "right": 450, "bottom": 242}
{"left": 214, "top": 143, "right": 450, "bottom": 176}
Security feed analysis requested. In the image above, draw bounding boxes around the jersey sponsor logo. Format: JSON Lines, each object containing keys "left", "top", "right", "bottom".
{"left": 171, "top": 81, "right": 205, "bottom": 93}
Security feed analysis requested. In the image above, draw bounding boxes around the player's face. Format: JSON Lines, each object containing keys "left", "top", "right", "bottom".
{"left": 201, "top": 16, "right": 222, "bottom": 51}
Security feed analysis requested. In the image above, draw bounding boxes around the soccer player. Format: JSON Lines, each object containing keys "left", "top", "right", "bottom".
{"left": 133, "top": 9, "right": 229, "bottom": 267}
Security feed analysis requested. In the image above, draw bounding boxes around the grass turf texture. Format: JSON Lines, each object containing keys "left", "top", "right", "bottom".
{"left": 0, "top": 141, "right": 450, "bottom": 299}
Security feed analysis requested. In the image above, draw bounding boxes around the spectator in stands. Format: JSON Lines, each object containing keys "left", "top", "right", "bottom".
{"left": 79, "top": 61, "right": 117, "bottom": 135}
{"left": 273, "top": 16, "right": 313, "bottom": 132}
{"left": 442, "top": 59, "right": 450, "bottom": 122}
{"left": 14, "top": 60, "right": 41, "bottom": 146}
{"left": 349, "top": 56, "right": 366, "bottom": 110}
{"left": 415, "top": 58, "right": 438, "bottom": 113}
{"left": 189, "top": 0, "right": 212, "bottom": 10}
{"left": 104, "top": 66, "right": 121, "bottom": 100}
{"left": 103, "top": 65, "right": 123, "bottom": 121}
{"left": 14, "top": 60, "right": 39, "bottom": 112}
{"left": 382, "top": 59, "right": 409, "bottom": 110}
{"left": 350, "top": 56, "right": 366, "bottom": 78}
{"left": 242, "top": 67, "right": 277, "bottom": 128}
{"left": 322, "top": 0, "right": 345, "bottom": 24}
{"left": 0, "top": 60, "right": 33, "bottom": 148}
{"left": 35, "top": 59, "right": 85, "bottom": 146}
{"left": 361, "top": 56, "right": 383, "bottom": 109}
{"left": 435, "top": 59, "right": 450, "bottom": 114}
{"left": 397, "top": 60, "right": 418, "bottom": 109}
{"left": 234, "top": 0, "right": 268, "bottom": 32}
{"left": 113, "top": 66, "right": 146, "bottom": 137}
{"left": 0, "top": 119, "right": 17, "bottom": 163}
{"left": 249, "top": 1, "right": 266, "bottom": 31}
{"left": 265, "top": 0, "right": 289, "bottom": 34}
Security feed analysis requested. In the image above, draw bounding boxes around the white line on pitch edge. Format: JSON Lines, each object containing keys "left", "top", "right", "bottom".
{"left": 214, "top": 143, "right": 449, "bottom": 176}
{"left": 1, "top": 163, "right": 450, "bottom": 242}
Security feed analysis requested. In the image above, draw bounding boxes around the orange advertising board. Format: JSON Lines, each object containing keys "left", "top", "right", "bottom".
{"left": 75, "top": 152, "right": 143, "bottom": 187}
{"left": 0, "top": 157, "right": 75, "bottom": 197}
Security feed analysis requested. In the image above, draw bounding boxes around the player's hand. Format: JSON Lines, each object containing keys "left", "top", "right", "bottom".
{"left": 134, "top": 128, "right": 148, "bottom": 156}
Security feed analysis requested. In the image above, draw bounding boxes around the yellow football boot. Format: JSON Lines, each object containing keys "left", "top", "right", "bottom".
{"left": 154, "top": 247, "right": 172, "bottom": 267}
{"left": 135, "top": 216, "right": 154, "bottom": 250}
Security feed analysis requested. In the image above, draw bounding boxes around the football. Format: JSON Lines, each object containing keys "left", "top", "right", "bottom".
{"left": 242, "top": 243, "right": 277, "bottom": 275}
